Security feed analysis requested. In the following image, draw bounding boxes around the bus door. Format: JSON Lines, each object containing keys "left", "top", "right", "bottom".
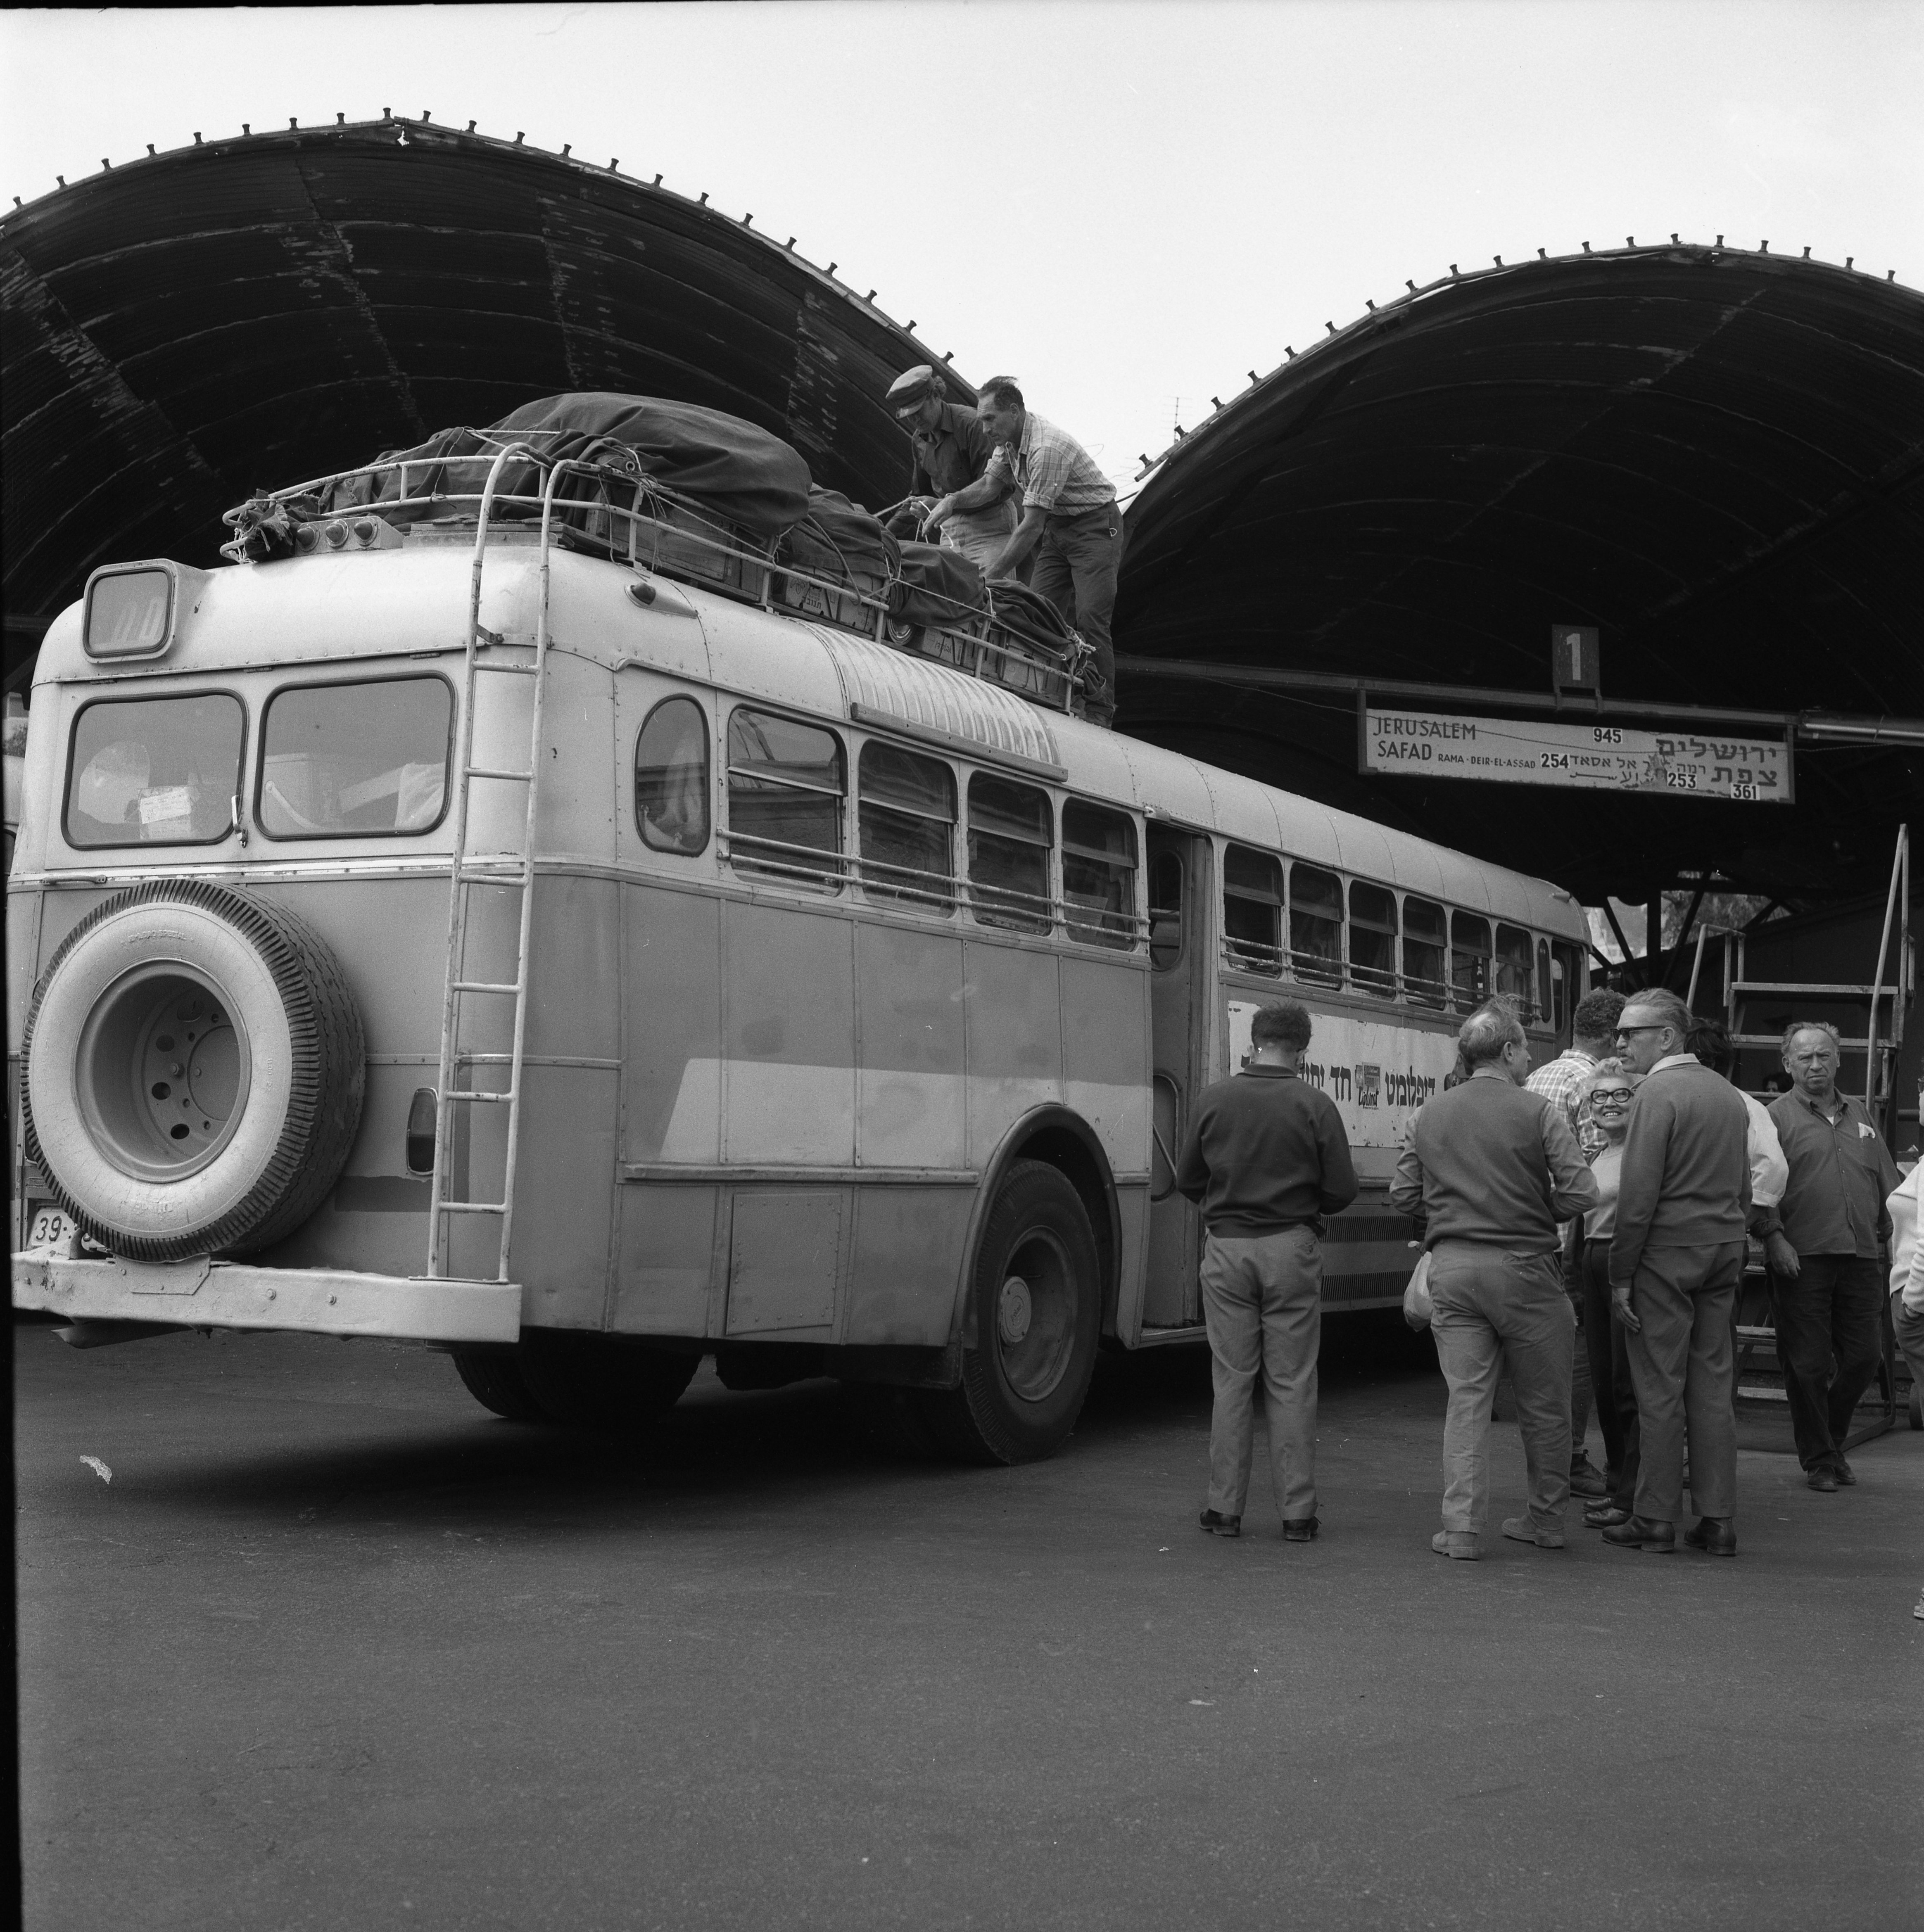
{"left": 1143, "top": 826, "right": 1213, "bottom": 1328}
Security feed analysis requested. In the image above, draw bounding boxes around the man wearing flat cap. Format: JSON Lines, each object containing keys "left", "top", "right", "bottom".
{"left": 884, "top": 366, "right": 1017, "bottom": 572}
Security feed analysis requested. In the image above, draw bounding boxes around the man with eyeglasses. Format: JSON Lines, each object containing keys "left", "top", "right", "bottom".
{"left": 1755, "top": 1022, "right": 1900, "bottom": 1492}
{"left": 1603, "top": 990, "right": 1752, "bottom": 1555}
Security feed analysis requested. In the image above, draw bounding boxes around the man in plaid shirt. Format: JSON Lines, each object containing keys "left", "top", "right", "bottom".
{"left": 1526, "top": 986, "right": 1627, "bottom": 1497}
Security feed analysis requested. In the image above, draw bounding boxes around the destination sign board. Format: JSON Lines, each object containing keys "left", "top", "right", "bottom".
{"left": 1362, "top": 709, "right": 1793, "bottom": 802}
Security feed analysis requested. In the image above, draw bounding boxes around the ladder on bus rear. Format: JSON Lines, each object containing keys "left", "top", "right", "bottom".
{"left": 425, "top": 445, "right": 556, "bottom": 1284}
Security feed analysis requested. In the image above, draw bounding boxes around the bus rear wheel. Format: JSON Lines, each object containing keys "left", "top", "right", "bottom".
{"left": 448, "top": 1346, "right": 549, "bottom": 1424}
{"left": 512, "top": 1329, "right": 699, "bottom": 1431}
{"left": 919, "top": 1159, "right": 1101, "bottom": 1465}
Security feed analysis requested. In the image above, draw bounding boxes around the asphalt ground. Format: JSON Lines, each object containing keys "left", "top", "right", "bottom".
{"left": 15, "top": 1313, "right": 1924, "bottom": 1932}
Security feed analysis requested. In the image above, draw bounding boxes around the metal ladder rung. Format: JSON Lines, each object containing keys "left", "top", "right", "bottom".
{"left": 475, "top": 661, "right": 538, "bottom": 676}
{"left": 464, "top": 764, "right": 534, "bottom": 782}
{"left": 455, "top": 866, "right": 529, "bottom": 885}
{"left": 439, "top": 1200, "right": 508, "bottom": 1215}
{"left": 451, "top": 979, "right": 522, "bottom": 995}
{"left": 1729, "top": 980, "right": 1891, "bottom": 997}
{"left": 446, "top": 1088, "right": 515, "bottom": 1104}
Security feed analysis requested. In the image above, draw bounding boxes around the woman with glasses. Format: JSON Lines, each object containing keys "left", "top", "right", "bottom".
{"left": 1577, "top": 1059, "right": 1644, "bottom": 1529}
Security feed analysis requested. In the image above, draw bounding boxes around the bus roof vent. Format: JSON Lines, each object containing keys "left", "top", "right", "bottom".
{"left": 822, "top": 632, "right": 1067, "bottom": 781}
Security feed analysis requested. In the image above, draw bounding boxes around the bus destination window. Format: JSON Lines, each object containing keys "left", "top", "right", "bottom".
{"left": 1222, "top": 844, "right": 1283, "bottom": 975}
{"left": 1349, "top": 881, "right": 1398, "bottom": 997}
{"left": 1289, "top": 863, "right": 1344, "bottom": 985}
{"left": 858, "top": 741, "right": 956, "bottom": 911}
{"left": 634, "top": 695, "right": 710, "bottom": 855}
{"left": 1451, "top": 911, "right": 1493, "bottom": 1008}
{"left": 1401, "top": 896, "right": 1448, "bottom": 1007}
{"left": 1062, "top": 801, "right": 1139, "bottom": 950}
{"left": 1148, "top": 849, "right": 1184, "bottom": 970}
{"left": 259, "top": 676, "right": 454, "bottom": 840}
{"left": 967, "top": 774, "right": 1052, "bottom": 933}
{"left": 65, "top": 691, "right": 245, "bottom": 848}
{"left": 726, "top": 708, "right": 846, "bottom": 892}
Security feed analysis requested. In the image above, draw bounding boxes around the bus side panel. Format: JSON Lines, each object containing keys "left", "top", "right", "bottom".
{"left": 1321, "top": 1198, "right": 1423, "bottom": 1311}
{"left": 525, "top": 873, "right": 622, "bottom": 1062}
{"left": 512, "top": 1064, "right": 620, "bottom": 1327}
{"left": 843, "top": 1186, "right": 973, "bottom": 1346}
{"left": 622, "top": 882, "right": 722, "bottom": 1163}
{"left": 854, "top": 921, "right": 965, "bottom": 1169}
{"left": 1058, "top": 956, "right": 1151, "bottom": 1173}
{"left": 721, "top": 899, "right": 855, "bottom": 1164}
{"left": 962, "top": 939, "right": 1062, "bottom": 1164}
{"left": 612, "top": 1182, "right": 720, "bottom": 1336}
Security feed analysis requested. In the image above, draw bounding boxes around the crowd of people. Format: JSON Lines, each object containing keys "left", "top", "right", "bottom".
{"left": 1173, "top": 989, "right": 1913, "bottom": 1566}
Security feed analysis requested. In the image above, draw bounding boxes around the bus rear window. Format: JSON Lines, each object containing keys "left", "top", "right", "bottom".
{"left": 727, "top": 709, "right": 846, "bottom": 892}
{"left": 1222, "top": 845, "right": 1283, "bottom": 974}
{"left": 1062, "top": 801, "right": 1137, "bottom": 949}
{"left": 1290, "top": 864, "right": 1344, "bottom": 985}
{"left": 635, "top": 695, "right": 710, "bottom": 855}
{"left": 259, "top": 677, "right": 451, "bottom": 838}
{"left": 66, "top": 692, "right": 243, "bottom": 848}
{"left": 1403, "top": 897, "right": 1447, "bottom": 1007}
{"left": 968, "top": 774, "right": 1052, "bottom": 933}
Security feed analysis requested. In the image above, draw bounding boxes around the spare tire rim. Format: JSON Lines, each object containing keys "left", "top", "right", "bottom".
{"left": 996, "top": 1230, "right": 1074, "bottom": 1404}
{"left": 74, "top": 962, "right": 254, "bottom": 1182}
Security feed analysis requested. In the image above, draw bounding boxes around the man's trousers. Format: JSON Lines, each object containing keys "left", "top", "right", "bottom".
{"left": 1581, "top": 1237, "right": 1641, "bottom": 1508}
{"left": 1428, "top": 1241, "right": 1573, "bottom": 1535}
{"left": 1030, "top": 503, "right": 1124, "bottom": 725}
{"left": 1200, "top": 1225, "right": 1322, "bottom": 1522}
{"left": 1769, "top": 1253, "right": 1885, "bottom": 1472}
{"left": 1622, "top": 1241, "right": 1745, "bottom": 1523}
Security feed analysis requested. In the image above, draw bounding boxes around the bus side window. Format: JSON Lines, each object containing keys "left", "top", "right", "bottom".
{"left": 1349, "top": 881, "right": 1397, "bottom": 997}
{"left": 1552, "top": 940, "right": 1583, "bottom": 1032}
{"left": 967, "top": 773, "right": 1052, "bottom": 932}
{"left": 1495, "top": 922, "right": 1534, "bottom": 1016}
{"left": 634, "top": 695, "right": 710, "bottom": 855}
{"left": 725, "top": 707, "right": 846, "bottom": 892}
{"left": 1402, "top": 895, "right": 1447, "bottom": 1007}
{"left": 1537, "top": 938, "right": 1553, "bottom": 1027}
{"left": 1222, "top": 844, "right": 1283, "bottom": 975}
{"left": 1062, "top": 800, "right": 1138, "bottom": 950}
{"left": 1451, "top": 911, "right": 1492, "bottom": 1008}
{"left": 1289, "top": 863, "right": 1344, "bottom": 985}
{"left": 1149, "top": 850, "right": 1183, "bottom": 970}
{"left": 858, "top": 741, "right": 955, "bottom": 911}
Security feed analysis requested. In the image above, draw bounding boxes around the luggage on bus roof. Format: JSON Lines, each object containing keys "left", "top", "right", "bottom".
{"left": 890, "top": 541, "right": 986, "bottom": 630}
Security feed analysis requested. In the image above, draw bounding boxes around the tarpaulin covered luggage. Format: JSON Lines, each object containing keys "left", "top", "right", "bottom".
{"left": 888, "top": 542, "right": 987, "bottom": 631}
{"left": 775, "top": 487, "right": 899, "bottom": 629}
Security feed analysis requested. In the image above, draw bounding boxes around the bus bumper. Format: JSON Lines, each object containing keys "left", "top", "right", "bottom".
{"left": 11, "top": 1253, "right": 522, "bottom": 1344}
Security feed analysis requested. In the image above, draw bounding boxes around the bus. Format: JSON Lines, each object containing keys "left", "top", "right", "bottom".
{"left": 7, "top": 424, "right": 1591, "bottom": 1463}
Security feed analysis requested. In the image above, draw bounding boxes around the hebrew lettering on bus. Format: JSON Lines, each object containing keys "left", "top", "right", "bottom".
{"left": 1226, "top": 1003, "right": 1455, "bottom": 1150}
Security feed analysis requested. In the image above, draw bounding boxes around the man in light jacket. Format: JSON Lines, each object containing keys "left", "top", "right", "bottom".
{"left": 1604, "top": 990, "right": 1752, "bottom": 1555}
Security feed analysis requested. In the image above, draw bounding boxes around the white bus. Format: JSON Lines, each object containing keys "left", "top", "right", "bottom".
{"left": 7, "top": 424, "right": 1590, "bottom": 1462}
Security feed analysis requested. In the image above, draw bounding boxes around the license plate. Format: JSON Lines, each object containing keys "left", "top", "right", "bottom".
{"left": 28, "top": 1206, "right": 81, "bottom": 1255}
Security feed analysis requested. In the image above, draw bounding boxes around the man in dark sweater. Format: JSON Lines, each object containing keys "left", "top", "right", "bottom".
{"left": 1391, "top": 1001, "right": 1599, "bottom": 1559}
{"left": 1175, "top": 1000, "right": 1357, "bottom": 1542}
{"left": 1603, "top": 989, "right": 1752, "bottom": 1555}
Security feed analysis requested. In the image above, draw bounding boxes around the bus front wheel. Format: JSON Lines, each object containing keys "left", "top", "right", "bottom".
{"left": 920, "top": 1159, "right": 1101, "bottom": 1465}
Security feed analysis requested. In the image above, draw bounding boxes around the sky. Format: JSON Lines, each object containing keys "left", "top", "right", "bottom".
{"left": 4, "top": 0, "right": 1921, "bottom": 498}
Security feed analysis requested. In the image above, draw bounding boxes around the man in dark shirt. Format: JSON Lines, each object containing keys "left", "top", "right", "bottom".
{"left": 1175, "top": 999, "right": 1357, "bottom": 1543}
{"left": 1391, "top": 1002, "right": 1598, "bottom": 1559}
{"left": 884, "top": 365, "right": 1017, "bottom": 572}
{"left": 1758, "top": 1021, "right": 1901, "bottom": 1491}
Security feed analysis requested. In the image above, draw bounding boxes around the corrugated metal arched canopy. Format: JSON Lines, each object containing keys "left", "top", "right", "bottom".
{"left": 2, "top": 115, "right": 955, "bottom": 685}
{"left": 1115, "top": 244, "right": 1924, "bottom": 909}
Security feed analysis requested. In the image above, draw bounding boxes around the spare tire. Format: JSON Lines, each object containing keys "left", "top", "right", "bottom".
{"left": 22, "top": 879, "right": 366, "bottom": 1263}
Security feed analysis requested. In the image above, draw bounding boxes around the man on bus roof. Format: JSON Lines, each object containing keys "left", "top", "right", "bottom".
{"left": 884, "top": 365, "right": 1019, "bottom": 574}
{"left": 1176, "top": 999, "right": 1358, "bottom": 1545}
{"left": 922, "top": 376, "right": 1124, "bottom": 728}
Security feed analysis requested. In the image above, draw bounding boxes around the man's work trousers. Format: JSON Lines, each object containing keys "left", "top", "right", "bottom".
{"left": 1581, "top": 1237, "right": 1641, "bottom": 1507}
{"left": 1622, "top": 1241, "right": 1744, "bottom": 1524}
{"left": 1428, "top": 1241, "right": 1573, "bottom": 1536}
{"left": 1769, "top": 1253, "right": 1885, "bottom": 1472}
{"left": 1031, "top": 503, "right": 1124, "bottom": 725}
{"left": 1200, "top": 1225, "right": 1322, "bottom": 1523}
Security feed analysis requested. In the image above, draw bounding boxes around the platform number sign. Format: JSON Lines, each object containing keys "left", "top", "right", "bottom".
{"left": 1551, "top": 625, "right": 1600, "bottom": 696}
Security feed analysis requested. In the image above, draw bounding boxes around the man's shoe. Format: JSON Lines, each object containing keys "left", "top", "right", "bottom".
{"left": 1834, "top": 1457, "right": 1857, "bottom": 1486}
{"left": 1683, "top": 1517, "right": 1737, "bottom": 1556}
{"left": 1584, "top": 1502, "right": 1634, "bottom": 1528}
{"left": 1199, "top": 1509, "right": 1242, "bottom": 1538}
{"left": 1431, "top": 1530, "right": 1480, "bottom": 1560}
{"left": 1281, "top": 1516, "right": 1319, "bottom": 1543}
{"left": 1807, "top": 1467, "right": 1839, "bottom": 1493}
{"left": 1569, "top": 1465, "right": 1610, "bottom": 1499}
{"left": 1501, "top": 1517, "right": 1565, "bottom": 1549}
{"left": 1601, "top": 1515, "right": 1676, "bottom": 1552}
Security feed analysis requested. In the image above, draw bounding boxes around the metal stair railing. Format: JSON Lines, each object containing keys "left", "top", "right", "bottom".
{"left": 425, "top": 442, "right": 554, "bottom": 1284}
